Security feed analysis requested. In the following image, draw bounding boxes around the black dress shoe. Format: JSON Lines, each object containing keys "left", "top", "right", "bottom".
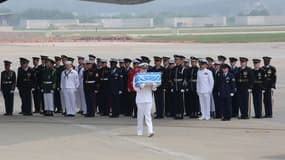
{"left": 238, "top": 116, "right": 249, "bottom": 120}
{"left": 85, "top": 115, "right": 95, "bottom": 118}
{"left": 222, "top": 118, "right": 231, "bottom": 121}
{"left": 109, "top": 115, "right": 119, "bottom": 118}
{"left": 252, "top": 116, "right": 262, "bottom": 119}
{"left": 65, "top": 114, "right": 75, "bottom": 117}
{"left": 264, "top": 115, "right": 273, "bottom": 118}
{"left": 23, "top": 113, "right": 33, "bottom": 116}
{"left": 4, "top": 113, "right": 12, "bottom": 116}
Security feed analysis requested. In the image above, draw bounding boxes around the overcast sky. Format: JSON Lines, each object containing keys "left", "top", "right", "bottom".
{"left": 1, "top": 0, "right": 285, "bottom": 16}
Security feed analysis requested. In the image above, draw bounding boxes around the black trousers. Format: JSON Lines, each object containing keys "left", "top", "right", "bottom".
{"left": 264, "top": 89, "right": 273, "bottom": 117}
{"left": 165, "top": 91, "right": 174, "bottom": 116}
{"left": 185, "top": 91, "right": 190, "bottom": 115}
{"left": 85, "top": 90, "right": 95, "bottom": 117}
{"left": 220, "top": 96, "right": 232, "bottom": 119}
{"left": 54, "top": 89, "right": 62, "bottom": 112}
{"left": 110, "top": 92, "right": 120, "bottom": 116}
{"left": 213, "top": 91, "right": 221, "bottom": 118}
{"left": 231, "top": 94, "right": 239, "bottom": 117}
{"left": 253, "top": 88, "right": 262, "bottom": 117}
{"left": 189, "top": 91, "right": 200, "bottom": 114}
{"left": 32, "top": 89, "right": 42, "bottom": 112}
{"left": 100, "top": 90, "right": 110, "bottom": 115}
{"left": 237, "top": 87, "right": 249, "bottom": 118}
{"left": 2, "top": 89, "right": 14, "bottom": 114}
{"left": 173, "top": 90, "right": 184, "bottom": 117}
{"left": 154, "top": 89, "right": 164, "bottom": 117}
{"left": 19, "top": 88, "right": 32, "bottom": 114}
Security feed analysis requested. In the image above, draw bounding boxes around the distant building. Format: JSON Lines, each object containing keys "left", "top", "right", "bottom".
{"left": 235, "top": 16, "right": 285, "bottom": 26}
{"left": 101, "top": 18, "right": 154, "bottom": 28}
{"left": 165, "top": 17, "right": 227, "bottom": 28}
{"left": 21, "top": 19, "right": 80, "bottom": 29}
{"left": 0, "top": 12, "right": 14, "bottom": 26}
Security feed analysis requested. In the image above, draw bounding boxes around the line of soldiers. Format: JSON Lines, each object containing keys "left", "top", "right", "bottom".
{"left": 0, "top": 54, "right": 276, "bottom": 121}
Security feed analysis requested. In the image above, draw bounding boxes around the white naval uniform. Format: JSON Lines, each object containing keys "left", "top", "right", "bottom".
{"left": 61, "top": 69, "right": 80, "bottom": 115}
{"left": 133, "top": 79, "right": 156, "bottom": 136}
{"left": 44, "top": 92, "right": 54, "bottom": 111}
{"left": 76, "top": 65, "right": 87, "bottom": 114}
{"left": 197, "top": 68, "right": 214, "bottom": 120}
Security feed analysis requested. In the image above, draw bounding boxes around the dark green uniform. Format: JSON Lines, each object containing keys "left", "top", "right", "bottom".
{"left": 1, "top": 69, "right": 16, "bottom": 115}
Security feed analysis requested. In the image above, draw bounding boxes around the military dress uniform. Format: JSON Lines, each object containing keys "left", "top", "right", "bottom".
{"left": 41, "top": 64, "right": 56, "bottom": 116}
{"left": 54, "top": 57, "right": 64, "bottom": 113}
{"left": 98, "top": 61, "right": 111, "bottom": 116}
{"left": 151, "top": 57, "right": 165, "bottom": 119}
{"left": 76, "top": 62, "right": 87, "bottom": 115}
{"left": 171, "top": 55, "right": 187, "bottom": 119}
{"left": 163, "top": 60, "right": 175, "bottom": 117}
{"left": 83, "top": 62, "right": 100, "bottom": 117}
{"left": 217, "top": 64, "right": 236, "bottom": 121}
{"left": 262, "top": 57, "right": 277, "bottom": 118}
{"left": 17, "top": 58, "right": 34, "bottom": 115}
{"left": 1, "top": 61, "right": 16, "bottom": 115}
{"left": 213, "top": 68, "right": 223, "bottom": 118}
{"left": 109, "top": 59, "right": 123, "bottom": 118}
{"left": 118, "top": 61, "right": 129, "bottom": 115}
{"left": 251, "top": 59, "right": 266, "bottom": 118}
{"left": 31, "top": 57, "right": 43, "bottom": 113}
{"left": 61, "top": 67, "right": 80, "bottom": 116}
{"left": 229, "top": 57, "right": 239, "bottom": 117}
{"left": 187, "top": 57, "right": 200, "bottom": 118}
{"left": 236, "top": 58, "right": 254, "bottom": 119}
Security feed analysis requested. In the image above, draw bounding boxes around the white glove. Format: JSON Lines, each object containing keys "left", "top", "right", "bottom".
{"left": 248, "top": 89, "right": 252, "bottom": 93}
{"left": 10, "top": 90, "right": 15, "bottom": 93}
{"left": 51, "top": 90, "right": 54, "bottom": 93}
{"left": 230, "top": 93, "right": 234, "bottom": 97}
{"left": 181, "top": 89, "right": 185, "bottom": 93}
{"left": 41, "top": 89, "right": 44, "bottom": 93}
{"left": 31, "top": 88, "right": 35, "bottom": 91}
{"left": 170, "top": 89, "right": 174, "bottom": 93}
{"left": 95, "top": 90, "right": 99, "bottom": 94}
{"left": 262, "top": 90, "right": 265, "bottom": 93}
{"left": 118, "top": 91, "right": 123, "bottom": 95}
{"left": 139, "top": 84, "right": 145, "bottom": 89}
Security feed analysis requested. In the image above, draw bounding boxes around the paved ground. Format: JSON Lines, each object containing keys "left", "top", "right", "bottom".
{"left": 0, "top": 42, "right": 284, "bottom": 160}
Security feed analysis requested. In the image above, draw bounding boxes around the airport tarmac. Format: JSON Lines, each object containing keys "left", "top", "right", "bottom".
{"left": 0, "top": 42, "right": 284, "bottom": 160}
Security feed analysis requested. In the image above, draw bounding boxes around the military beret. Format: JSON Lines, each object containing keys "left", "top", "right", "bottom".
{"left": 239, "top": 57, "right": 248, "bottom": 62}
{"left": 229, "top": 57, "right": 238, "bottom": 63}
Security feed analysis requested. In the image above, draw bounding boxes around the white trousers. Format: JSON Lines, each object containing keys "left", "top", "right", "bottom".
{"left": 62, "top": 88, "right": 77, "bottom": 115}
{"left": 136, "top": 102, "right": 153, "bottom": 136}
{"left": 44, "top": 93, "right": 54, "bottom": 111}
{"left": 210, "top": 93, "right": 215, "bottom": 112}
{"left": 60, "top": 90, "right": 66, "bottom": 112}
{"left": 76, "top": 87, "right": 87, "bottom": 114}
{"left": 198, "top": 93, "right": 211, "bottom": 119}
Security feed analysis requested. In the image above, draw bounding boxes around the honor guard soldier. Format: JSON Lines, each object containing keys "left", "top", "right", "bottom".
{"left": 83, "top": 60, "right": 100, "bottom": 117}
{"left": 109, "top": 58, "right": 122, "bottom": 118}
{"left": 206, "top": 57, "right": 216, "bottom": 117}
{"left": 187, "top": 56, "right": 200, "bottom": 118}
{"left": 236, "top": 57, "right": 254, "bottom": 119}
{"left": 262, "top": 56, "right": 277, "bottom": 118}
{"left": 213, "top": 60, "right": 222, "bottom": 118}
{"left": 151, "top": 56, "right": 165, "bottom": 119}
{"left": 41, "top": 58, "right": 56, "bottom": 116}
{"left": 98, "top": 59, "right": 111, "bottom": 116}
{"left": 61, "top": 58, "right": 79, "bottom": 117}
{"left": 76, "top": 56, "right": 87, "bottom": 115}
{"left": 217, "top": 64, "right": 236, "bottom": 121}
{"left": 197, "top": 59, "right": 214, "bottom": 121}
{"left": 118, "top": 59, "right": 128, "bottom": 115}
{"left": 54, "top": 56, "right": 64, "bottom": 113}
{"left": 17, "top": 58, "right": 34, "bottom": 116}
{"left": 163, "top": 59, "right": 175, "bottom": 117}
{"left": 141, "top": 56, "right": 152, "bottom": 70}
{"left": 123, "top": 58, "right": 134, "bottom": 116}
{"left": 171, "top": 55, "right": 187, "bottom": 119}
{"left": 1, "top": 61, "right": 16, "bottom": 116}
{"left": 162, "top": 57, "right": 170, "bottom": 68}
{"left": 127, "top": 58, "right": 141, "bottom": 118}
{"left": 229, "top": 57, "right": 239, "bottom": 117}
{"left": 252, "top": 59, "right": 266, "bottom": 119}
{"left": 31, "top": 57, "right": 42, "bottom": 113}
{"left": 88, "top": 54, "right": 97, "bottom": 70}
